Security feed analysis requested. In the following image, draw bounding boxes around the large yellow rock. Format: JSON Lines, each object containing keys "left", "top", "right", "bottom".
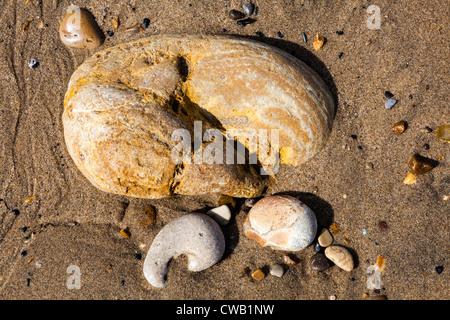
{"left": 62, "top": 35, "right": 334, "bottom": 199}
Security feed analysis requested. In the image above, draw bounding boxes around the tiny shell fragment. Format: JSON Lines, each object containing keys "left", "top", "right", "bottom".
{"left": 329, "top": 223, "right": 341, "bottom": 236}
{"left": 282, "top": 254, "right": 297, "bottom": 265}
{"left": 112, "top": 16, "right": 120, "bottom": 29}
{"left": 436, "top": 124, "right": 450, "bottom": 142}
{"left": 120, "top": 228, "right": 131, "bottom": 238}
{"left": 403, "top": 172, "right": 417, "bottom": 184}
{"left": 324, "top": 245, "right": 354, "bottom": 271}
{"left": 313, "top": 33, "right": 325, "bottom": 50}
{"left": 23, "top": 19, "right": 33, "bottom": 32}
{"left": 243, "top": 195, "right": 317, "bottom": 251}
{"left": 124, "top": 24, "right": 143, "bottom": 33}
{"left": 375, "top": 255, "right": 386, "bottom": 272}
{"left": 24, "top": 195, "right": 37, "bottom": 204}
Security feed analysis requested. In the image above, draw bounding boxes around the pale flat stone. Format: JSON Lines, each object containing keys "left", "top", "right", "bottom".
{"left": 243, "top": 195, "right": 317, "bottom": 251}
{"left": 269, "top": 264, "right": 285, "bottom": 277}
{"left": 317, "top": 228, "right": 333, "bottom": 247}
{"left": 206, "top": 205, "right": 231, "bottom": 226}
{"left": 325, "top": 245, "right": 354, "bottom": 272}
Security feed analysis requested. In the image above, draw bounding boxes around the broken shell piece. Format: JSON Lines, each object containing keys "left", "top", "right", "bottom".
{"left": 143, "top": 213, "right": 225, "bottom": 288}
{"left": 112, "top": 16, "right": 120, "bottom": 30}
{"left": 206, "top": 205, "right": 231, "bottom": 226}
{"left": 59, "top": 6, "right": 104, "bottom": 49}
{"left": 324, "top": 245, "right": 354, "bottom": 271}
{"left": 436, "top": 124, "right": 450, "bottom": 142}
{"left": 124, "top": 24, "right": 143, "bottom": 33}
{"left": 313, "top": 33, "right": 325, "bottom": 50}
{"left": 403, "top": 172, "right": 417, "bottom": 184}
{"left": 409, "top": 154, "right": 438, "bottom": 175}
{"left": 243, "top": 195, "right": 317, "bottom": 251}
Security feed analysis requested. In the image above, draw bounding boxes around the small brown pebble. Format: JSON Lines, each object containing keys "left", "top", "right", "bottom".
{"left": 423, "top": 126, "right": 433, "bottom": 133}
{"left": 423, "top": 143, "right": 430, "bottom": 150}
{"left": 229, "top": 9, "right": 245, "bottom": 20}
{"left": 251, "top": 269, "right": 265, "bottom": 281}
{"left": 362, "top": 292, "right": 370, "bottom": 299}
{"left": 141, "top": 205, "right": 156, "bottom": 226}
{"left": 106, "top": 264, "right": 112, "bottom": 271}
{"left": 310, "top": 253, "right": 330, "bottom": 271}
{"left": 343, "top": 237, "right": 351, "bottom": 244}
{"left": 392, "top": 120, "right": 407, "bottom": 134}
{"left": 312, "top": 186, "right": 319, "bottom": 193}
{"left": 378, "top": 221, "right": 389, "bottom": 231}
{"left": 59, "top": 6, "right": 105, "bottom": 49}
{"left": 242, "top": 266, "right": 250, "bottom": 274}
{"left": 409, "top": 154, "right": 438, "bottom": 175}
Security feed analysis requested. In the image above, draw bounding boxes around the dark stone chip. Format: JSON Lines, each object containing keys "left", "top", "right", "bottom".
{"left": 310, "top": 253, "right": 330, "bottom": 271}
{"left": 384, "top": 91, "right": 394, "bottom": 98}
{"left": 237, "top": 18, "right": 256, "bottom": 26}
{"left": 435, "top": 266, "right": 444, "bottom": 274}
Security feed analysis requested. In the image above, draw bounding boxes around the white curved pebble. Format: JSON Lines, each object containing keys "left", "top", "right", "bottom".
{"left": 143, "top": 213, "right": 225, "bottom": 288}
{"left": 243, "top": 195, "right": 317, "bottom": 251}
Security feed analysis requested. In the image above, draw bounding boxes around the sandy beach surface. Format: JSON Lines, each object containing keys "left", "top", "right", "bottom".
{"left": 0, "top": 0, "right": 448, "bottom": 300}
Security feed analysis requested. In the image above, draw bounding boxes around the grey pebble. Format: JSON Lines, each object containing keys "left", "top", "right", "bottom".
{"left": 385, "top": 98, "right": 397, "bottom": 109}
{"left": 28, "top": 58, "right": 39, "bottom": 69}
{"left": 302, "top": 32, "right": 308, "bottom": 43}
{"left": 242, "top": 2, "right": 255, "bottom": 16}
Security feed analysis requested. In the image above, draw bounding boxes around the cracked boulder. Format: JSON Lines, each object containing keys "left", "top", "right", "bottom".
{"left": 62, "top": 35, "right": 334, "bottom": 199}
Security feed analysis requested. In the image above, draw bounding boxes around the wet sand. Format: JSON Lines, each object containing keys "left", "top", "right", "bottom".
{"left": 0, "top": 0, "right": 448, "bottom": 300}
